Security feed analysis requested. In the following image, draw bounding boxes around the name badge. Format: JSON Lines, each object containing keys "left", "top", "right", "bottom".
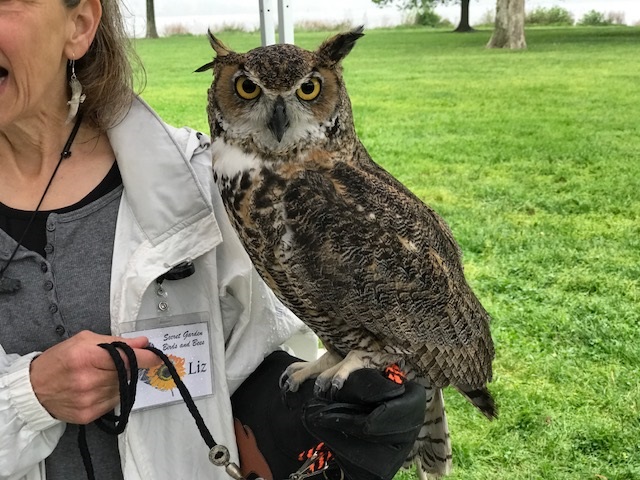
{"left": 122, "top": 313, "right": 214, "bottom": 411}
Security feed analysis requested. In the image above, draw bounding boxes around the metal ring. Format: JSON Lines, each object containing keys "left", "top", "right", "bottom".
{"left": 208, "top": 445, "right": 230, "bottom": 466}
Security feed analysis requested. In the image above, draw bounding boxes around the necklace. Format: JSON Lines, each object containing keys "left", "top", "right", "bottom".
{"left": 0, "top": 113, "right": 83, "bottom": 295}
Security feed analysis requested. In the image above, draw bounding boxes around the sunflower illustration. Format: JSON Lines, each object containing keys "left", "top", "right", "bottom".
{"left": 143, "top": 354, "right": 187, "bottom": 392}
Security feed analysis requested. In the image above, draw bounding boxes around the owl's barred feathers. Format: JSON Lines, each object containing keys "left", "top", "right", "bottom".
{"left": 202, "top": 27, "right": 496, "bottom": 478}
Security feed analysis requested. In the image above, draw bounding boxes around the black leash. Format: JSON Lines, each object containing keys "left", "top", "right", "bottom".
{"left": 78, "top": 342, "right": 248, "bottom": 480}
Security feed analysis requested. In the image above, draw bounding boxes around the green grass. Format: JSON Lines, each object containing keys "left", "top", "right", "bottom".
{"left": 134, "top": 27, "right": 640, "bottom": 480}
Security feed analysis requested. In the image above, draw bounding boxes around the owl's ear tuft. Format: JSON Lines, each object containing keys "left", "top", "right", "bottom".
{"left": 316, "top": 26, "right": 364, "bottom": 67}
{"left": 207, "top": 30, "right": 233, "bottom": 57}
{"left": 196, "top": 30, "right": 235, "bottom": 72}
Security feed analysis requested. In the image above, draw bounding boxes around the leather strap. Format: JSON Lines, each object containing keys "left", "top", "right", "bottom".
{"left": 234, "top": 418, "right": 274, "bottom": 480}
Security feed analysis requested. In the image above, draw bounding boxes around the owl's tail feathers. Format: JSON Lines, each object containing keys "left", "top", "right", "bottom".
{"left": 458, "top": 386, "right": 497, "bottom": 420}
{"left": 405, "top": 386, "right": 452, "bottom": 479}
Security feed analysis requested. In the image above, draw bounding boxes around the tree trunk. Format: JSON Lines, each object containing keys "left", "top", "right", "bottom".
{"left": 146, "top": 0, "right": 159, "bottom": 39}
{"left": 454, "top": 0, "right": 474, "bottom": 32}
{"left": 487, "top": 0, "right": 526, "bottom": 49}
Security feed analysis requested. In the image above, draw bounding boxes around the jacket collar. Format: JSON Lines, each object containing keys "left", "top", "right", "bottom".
{"left": 107, "top": 96, "right": 217, "bottom": 247}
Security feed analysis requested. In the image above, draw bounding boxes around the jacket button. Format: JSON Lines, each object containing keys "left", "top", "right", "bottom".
{"left": 40, "top": 262, "right": 48, "bottom": 273}
{"left": 55, "top": 325, "right": 66, "bottom": 336}
{"left": 43, "top": 281, "right": 54, "bottom": 291}
{"left": 44, "top": 244, "right": 54, "bottom": 255}
{"left": 49, "top": 304, "right": 59, "bottom": 314}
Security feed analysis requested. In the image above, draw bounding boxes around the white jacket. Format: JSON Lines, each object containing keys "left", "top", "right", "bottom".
{"left": 0, "top": 97, "right": 305, "bottom": 480}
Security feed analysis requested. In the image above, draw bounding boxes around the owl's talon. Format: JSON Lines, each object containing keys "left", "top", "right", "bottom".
{"left": 280, "top": 374, "right": 301, "bottom": 393}
{"left": 280, "top": 362, "right": 309, "bottom": 392}
{"left": 330, "top": 377, "right": 345, "bottom": 393}
{"left": 313, "top": 376, "right": 331, "bottom": 396}
{"left": 286, "top": 379, "right": 300, "bottom": 392}
{"left": 278, "top": 371, "right": 289, "bottom": 390}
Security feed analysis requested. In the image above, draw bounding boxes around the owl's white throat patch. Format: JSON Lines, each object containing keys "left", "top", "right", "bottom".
{"left": 211, "top": 138, "right": 263, "bottom": 181}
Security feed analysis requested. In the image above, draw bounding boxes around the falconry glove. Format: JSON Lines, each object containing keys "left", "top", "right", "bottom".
{"left": 231, "top": 351, "right": 426, "bottom": 480}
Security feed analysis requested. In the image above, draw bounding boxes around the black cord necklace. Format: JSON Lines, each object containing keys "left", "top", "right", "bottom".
{"left": 0, "top": 112, "right": 83, "bottom": 294}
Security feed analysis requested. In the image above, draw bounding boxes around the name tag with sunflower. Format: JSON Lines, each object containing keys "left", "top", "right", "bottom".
{"left": 122, "top": 315, "right": 213, "bottom": 411}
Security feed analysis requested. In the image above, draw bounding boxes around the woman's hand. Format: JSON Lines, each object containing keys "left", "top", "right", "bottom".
{"left": 29, "top": 330, "right": 160, "bottom": 424}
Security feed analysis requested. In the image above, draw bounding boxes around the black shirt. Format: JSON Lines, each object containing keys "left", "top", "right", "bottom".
{"left": 0, "top": 161, "right": 122, "bottom": 256}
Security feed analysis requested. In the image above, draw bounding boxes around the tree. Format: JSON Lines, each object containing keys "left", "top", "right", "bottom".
{"left": 372, "top": 0, "right": 474, "bottom": 32}
{"left": 146, "top": 0, "right": 158, "bottom": 39}
{"left": 486, "top": 0, "right": 526, "bottom": 49}
{"left": 454, "top": 0, "right": 473, "bottom": 32}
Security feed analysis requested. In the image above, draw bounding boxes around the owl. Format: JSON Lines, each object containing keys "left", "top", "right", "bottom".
{"left": 199, "top": 27, "right": 496, "bottom": 479}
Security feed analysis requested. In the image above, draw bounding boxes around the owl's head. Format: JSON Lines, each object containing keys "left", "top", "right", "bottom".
{"left": 200, "top": 27, "right": 364, "bottom": 157}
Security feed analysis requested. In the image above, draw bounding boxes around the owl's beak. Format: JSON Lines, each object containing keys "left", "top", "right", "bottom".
{"left": 267, "top": 96, "right": 289, "bottom": 143}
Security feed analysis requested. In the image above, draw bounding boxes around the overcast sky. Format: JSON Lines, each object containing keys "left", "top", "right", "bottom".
{"left": 121, "top": 0, "right": 640, "bottom": 36}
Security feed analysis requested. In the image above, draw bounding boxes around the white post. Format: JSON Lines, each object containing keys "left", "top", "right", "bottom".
{"left": 277, "top": 0, "right": 294, "bottom": 44}
{"left": 259, "top": 0, "right": 276, "bottom": 46}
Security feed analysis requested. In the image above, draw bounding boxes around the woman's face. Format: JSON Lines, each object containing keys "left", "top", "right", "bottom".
{"left": 0, "top": 0, "right": 75, "bottom": 128}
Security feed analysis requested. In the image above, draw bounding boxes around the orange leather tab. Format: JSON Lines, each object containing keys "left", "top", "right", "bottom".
{"left": 297, "top": 442, "right": 334, "bottom": 474}
{"left": 384, "top": 364, "right": 406, "bottom": 385}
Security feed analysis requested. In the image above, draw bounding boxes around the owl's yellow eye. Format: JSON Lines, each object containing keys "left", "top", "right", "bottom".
{"left": 296, "top": 77, "right": 321, "bottom": 101}
{"left": 235, "top": 76, "right": 261, "bottom": 100}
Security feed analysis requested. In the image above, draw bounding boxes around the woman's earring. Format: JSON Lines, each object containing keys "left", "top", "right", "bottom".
{"left": 66, "top": 59, "right": 86, "bottom": 124}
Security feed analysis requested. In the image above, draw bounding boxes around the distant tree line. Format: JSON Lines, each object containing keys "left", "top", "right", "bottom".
{"left": 371, "top": 0, "right": 527, "bottom": 48}
{"left": 525, "top": 6, "right": 627, "bottom": 26}
{"left": 370, "top": 1, "right": 633, "bottom": 49}
{"left": 143, "top": 1, "right": 631, "bottom": 50}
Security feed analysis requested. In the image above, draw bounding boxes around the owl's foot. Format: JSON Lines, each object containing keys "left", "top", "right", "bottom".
{"left": 280, "top": 350, "right": 342, "bottom": 392}
{"left": 313, "top": 350, "right": 404, "bottom": 396}
{"left": 280, "top": 349, "right": 403, "bottom": 396}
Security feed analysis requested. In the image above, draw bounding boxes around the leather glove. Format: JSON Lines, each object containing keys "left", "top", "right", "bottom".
{"left": 303, "top": 366, "right": 426, "bottom": 480}
{"left": 231, "top": 351, "right": 426, "bottom": 480}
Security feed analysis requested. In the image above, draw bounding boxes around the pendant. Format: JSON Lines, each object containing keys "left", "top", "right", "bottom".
{"left": 0, "top": 276, "right": 22, "bottom": 294}
{"left": 65, "top": 75, "right": 86, "bottom": 124}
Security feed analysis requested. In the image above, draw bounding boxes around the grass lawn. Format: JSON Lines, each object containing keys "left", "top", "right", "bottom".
{"left": 134, "top": 26, "right": 640, "bottom": 480}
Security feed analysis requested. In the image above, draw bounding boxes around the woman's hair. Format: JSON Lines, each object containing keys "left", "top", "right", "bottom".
{"left": 64, "top": 0, "right": 146, "bottom": 130}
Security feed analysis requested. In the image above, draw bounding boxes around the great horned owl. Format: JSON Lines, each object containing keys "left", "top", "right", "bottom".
{"left": 200, "top": 27, "right": 496, "bottom": 479}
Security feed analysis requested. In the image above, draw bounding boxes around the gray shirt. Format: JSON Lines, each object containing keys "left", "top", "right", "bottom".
{"left": 0, "top": 186, "right": 124, "bottom": 479}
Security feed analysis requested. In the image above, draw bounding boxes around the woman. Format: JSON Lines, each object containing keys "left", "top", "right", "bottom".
{"left": 0, "top": 0, "right": 303, "bottom": 478}
{"left": 0, "top": 1, "right": 424, "bottom": 479}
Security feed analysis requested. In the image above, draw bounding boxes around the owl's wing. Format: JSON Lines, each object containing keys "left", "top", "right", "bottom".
{"left": 275, "top": 151, "right": 493, "bottom": 388}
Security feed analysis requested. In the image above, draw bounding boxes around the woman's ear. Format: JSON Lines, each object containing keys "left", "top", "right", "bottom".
{"left": 65, "top": 0, "right": 102, "bottom": 59}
